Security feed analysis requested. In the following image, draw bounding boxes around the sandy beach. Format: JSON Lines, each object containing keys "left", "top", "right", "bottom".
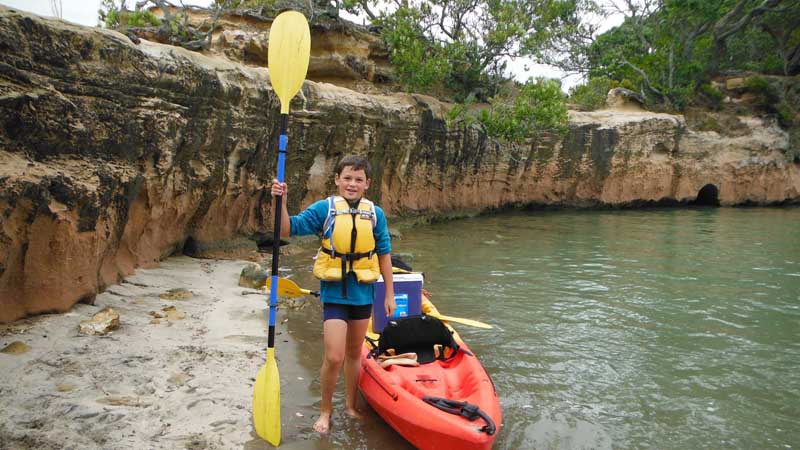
{"left": 0, "top": 256, "right": 347, "bottom": 450}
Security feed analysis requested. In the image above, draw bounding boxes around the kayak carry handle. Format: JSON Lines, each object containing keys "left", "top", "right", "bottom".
{"left": 422, "top": 396, "right": 496, "bottom": 436}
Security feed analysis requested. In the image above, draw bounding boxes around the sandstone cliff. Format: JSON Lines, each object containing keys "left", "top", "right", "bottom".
{"left": 1, "top": 6, "right": 798, "bottom": 322}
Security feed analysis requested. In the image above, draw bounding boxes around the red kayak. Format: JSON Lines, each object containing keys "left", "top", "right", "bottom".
{"left": 359, "top": 297, "right": 502, "bottom": 450}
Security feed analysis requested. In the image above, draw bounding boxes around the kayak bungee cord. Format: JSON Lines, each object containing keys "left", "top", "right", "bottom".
{"left": 422, "top": 396, "right": 497, "bottom": 436}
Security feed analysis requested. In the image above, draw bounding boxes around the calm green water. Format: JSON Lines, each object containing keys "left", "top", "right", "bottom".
{"left": 280, "top": 207, "right": 800, "bottom": 450}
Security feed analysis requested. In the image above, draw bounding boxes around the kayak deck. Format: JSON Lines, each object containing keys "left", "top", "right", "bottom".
{"left": 366, "top": 346, "right": 484, "bottom": 400}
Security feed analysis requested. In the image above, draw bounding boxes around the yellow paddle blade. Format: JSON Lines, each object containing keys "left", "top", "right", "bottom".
{"left": 253, "top": 348, "right": 280, "bottom": 446}
{"left": 427, "top": 311, "right": 493, "bottom": 329}
{"left": 266, "top": 277, "right": 312, "bottom": 297}
{"left": 268, "top": 11, "right": 311, "bottom": 114}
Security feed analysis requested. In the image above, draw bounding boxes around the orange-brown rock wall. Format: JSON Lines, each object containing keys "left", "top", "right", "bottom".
{"left": 1, "top": 6, "right": 798, "bottom": 323}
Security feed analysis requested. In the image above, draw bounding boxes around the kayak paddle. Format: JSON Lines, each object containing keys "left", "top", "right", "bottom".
{"left": 253, "top": 10, "right": 310, "bottom": 447}
{"left": 268, "top": 277, "right": 492, "bottom": 329}
{"left": 425, "top": 312, "right": 493, "bottom": 329}
{"left": 266, "top": 277, "right": 320, "bottom": 297}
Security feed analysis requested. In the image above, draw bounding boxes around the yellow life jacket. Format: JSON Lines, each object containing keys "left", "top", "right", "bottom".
{"left": 312, "top": 196, "right": 381, "bottom": 288}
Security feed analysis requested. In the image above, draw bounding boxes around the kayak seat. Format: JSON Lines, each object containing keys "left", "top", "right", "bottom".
{"left": 376, "top": 314, "right": 460, "bottom": 364}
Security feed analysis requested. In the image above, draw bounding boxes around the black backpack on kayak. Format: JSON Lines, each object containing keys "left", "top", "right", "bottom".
{"left": 373, "top": 314, "right": 460, "bottom": 364}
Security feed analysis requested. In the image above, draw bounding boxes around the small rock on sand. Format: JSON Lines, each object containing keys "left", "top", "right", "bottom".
{"left": 78, "top": 307, "right": 120, "bottom": 336}
{"left": 0, "top": 341, "right": 31, "bottom": 354}
{"left": 159, "top": 288, "right": 193, "bottom": 300}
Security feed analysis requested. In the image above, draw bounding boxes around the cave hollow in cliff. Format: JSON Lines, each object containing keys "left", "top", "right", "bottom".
{"left": 692, "top": 184, "right": 721, "bottom": 206}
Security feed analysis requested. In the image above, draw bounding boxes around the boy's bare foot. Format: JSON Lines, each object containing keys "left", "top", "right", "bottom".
{"left": 313, "top": 412, "right": 331, "bottom": 433}
{"left": 344, "top": 407, "right": 364, "bottom": 420}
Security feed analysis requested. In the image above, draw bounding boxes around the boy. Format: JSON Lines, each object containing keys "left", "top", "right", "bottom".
{"left": 271, "top": 154, "right": 395, "bottom": 433}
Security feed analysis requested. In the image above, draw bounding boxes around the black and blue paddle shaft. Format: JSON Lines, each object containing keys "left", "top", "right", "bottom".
{"left": 268, "top": 114, "right": 289, "bottom": 349}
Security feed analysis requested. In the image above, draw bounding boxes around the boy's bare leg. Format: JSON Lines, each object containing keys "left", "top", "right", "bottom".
{"left": 314, "top": 319, "right": 347, "bottom": 433}
{"left": 343, "top": 318, "right": 370, "bottom": 418}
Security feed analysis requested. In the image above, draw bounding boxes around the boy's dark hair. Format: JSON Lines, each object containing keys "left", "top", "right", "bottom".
{"left": 335, "top": 154, "right": 372, "bottom": 179}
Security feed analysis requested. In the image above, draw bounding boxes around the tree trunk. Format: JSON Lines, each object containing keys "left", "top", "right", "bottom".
{"left": 787, "top": 45, "right": 800, "bottom": 75}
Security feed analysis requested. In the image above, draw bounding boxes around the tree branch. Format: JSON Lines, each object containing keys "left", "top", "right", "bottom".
{"left": 716, "top": 0, "right": 783, "bottom": 42}
{"left": 622, "top": 58, "right": 664, "bottom": 99}
{"left": 360, "top": 1, "right": 377, "bottom": 20}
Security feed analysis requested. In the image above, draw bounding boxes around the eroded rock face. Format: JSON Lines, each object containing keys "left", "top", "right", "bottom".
{"left": 0, "top": 7, "right": 277, "bottom": 321}
{"left": 606, "top": 88, "right": 645, "bottom": 111}
{"left": 0, "top": 6, "right": 798, "bottom": 322}
{"left": 150, "top": 6, "right": 394, "bottom": 91}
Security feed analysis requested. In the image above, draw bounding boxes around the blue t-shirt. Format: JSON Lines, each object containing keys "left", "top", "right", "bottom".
{"left": 289, "top": 198, "right": 391, "bottom": 305}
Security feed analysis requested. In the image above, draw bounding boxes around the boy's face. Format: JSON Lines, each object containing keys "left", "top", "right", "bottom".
{"left": 334, "top": 166, "right": 371, "bottom": 201}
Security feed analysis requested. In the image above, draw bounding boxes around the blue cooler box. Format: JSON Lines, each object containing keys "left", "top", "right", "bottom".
{"left": 372, "top": 273, "right": 423, "bottom": 333}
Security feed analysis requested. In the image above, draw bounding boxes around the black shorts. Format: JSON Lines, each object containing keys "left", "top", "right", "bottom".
{"left": 323, "top": 303, "right": 372, "bottom": 321}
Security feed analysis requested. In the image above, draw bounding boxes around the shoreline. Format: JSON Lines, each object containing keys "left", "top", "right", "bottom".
{"left": 0, "top": 256, "right": 328, "bottom": 450}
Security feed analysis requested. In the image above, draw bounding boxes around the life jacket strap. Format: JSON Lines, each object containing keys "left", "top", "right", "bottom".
{"left": 341, "top": 258, "right": 347, "bottom": 297}
{"left": 319, "top": 247, "right": 376, "bottom": 261}
{"left": 320, "top": 247, "right": 376, "bottom": 296}
{"left": 322, "top": 196, "right": 377, "bottom": 238}
{"left": 333, "top": 208, "right": 373, "bottom": 217}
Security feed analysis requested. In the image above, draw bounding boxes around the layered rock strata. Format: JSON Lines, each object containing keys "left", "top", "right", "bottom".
{"left": 147, "top": 5, "right": 394, "bottom": 92}
{"left": 1, "top": 6, "right": 798, "bottom": 322}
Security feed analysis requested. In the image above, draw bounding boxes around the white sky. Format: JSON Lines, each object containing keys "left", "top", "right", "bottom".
{"left": 0, "top": 0, "right": 607, "bottom": 90}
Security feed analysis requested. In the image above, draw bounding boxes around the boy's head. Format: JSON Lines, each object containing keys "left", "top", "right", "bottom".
{"left": 335, "top": 155, "right": 372, "bottom": 179}
{"left": 334, "top": 154, "right": 372, "bottom": 201}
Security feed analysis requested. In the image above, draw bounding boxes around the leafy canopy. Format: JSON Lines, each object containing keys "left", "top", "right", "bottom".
{"left": 340, "top": 0, "right": 594, "bottom": 140}
{"left": 568, "top": 0, "right": 800, "bottom": 111}
{"left": 353, "top": 0, "right": 598, "bottom": 102}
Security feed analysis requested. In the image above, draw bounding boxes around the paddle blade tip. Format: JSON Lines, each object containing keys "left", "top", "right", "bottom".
{"left": 253, "top": 352, "right": 281, "bottom": 445}
{"left": 268, "top": 10, "right": 311, "bottom": 113}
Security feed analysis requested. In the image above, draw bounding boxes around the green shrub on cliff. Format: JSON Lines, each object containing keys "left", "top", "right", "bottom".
{"left": 448, "top": 78, "right": 568, "bottom": 141}
{"left": 379, "top": 6, "right": 451, "bottom": 92}
{"left": 743, "top": 76, "right": 799, "bottom": 130}
{"left": 567, "top": 78, "right": 641, "bottom": 111}
{"left": 698, "top": 83, "right": 725, "bottom": 111}
{"left": 99, "top": 0, "right": 230, "bottom": 51}
{"left": 568, "top": 77, "right": 613, "bottom": 111}
{"left": 745, "top": 76, "right": 782, "bottom": 110}
{"left": 102, "top": 8, "right": 161, "bottom": 28}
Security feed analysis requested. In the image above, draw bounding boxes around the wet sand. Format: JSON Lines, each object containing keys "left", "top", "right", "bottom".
{"left": 0, "top": 257, "right": 326, "bottom": 450}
